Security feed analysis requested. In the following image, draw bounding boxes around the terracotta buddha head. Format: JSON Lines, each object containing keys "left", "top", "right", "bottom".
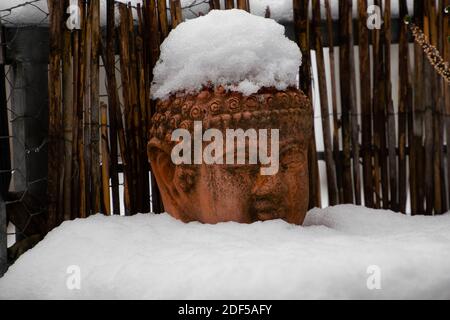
{"left": 148, "top": 86, "right": 312, "bottom": 225}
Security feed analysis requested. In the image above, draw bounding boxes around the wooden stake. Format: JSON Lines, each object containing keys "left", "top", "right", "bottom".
{"left": 444, "top": 0, "right": 450, "bottom": 210}
{"left": 236, "top": 0, "right": 249, "bottom": 11}
{"left": 347, "top": 0, "right": 361, "bottom": 206}
{"left": 423, "top": 2, "right": 434, "bottom": 214}
{"left": 126, "top": 4, "right": 145, "bottom": 213}
{"left": 225, "top": 0, "right": 234, "bottom": 9}
{"left": 357, "top": 0, "right": 374, "bottom": 207}
{"left": 90, "top": 0, "right": 101, "bottom": 214}
{"left": 372, "top": 0, "right": 388, "bottom": 208}
{"left": 100, "top": 102, "right": 111, "bottom": 215}
{"left": 47, "top": 0, "right": 64, "bottom": 230}
{"left": 83, "top": 0, "right": 92, "bottom": 216}
{"left": 338, "top": 0, "right": 354, "bottom": 204}
{"left": 118, "top": 3, "right": 136, "bottom": 214}
{"left": 137, "top": 5, "right": 151, "bottom": 213}
{"left": 293, "top": 0, "right": 321, "bottom": 208}
{"left": 312, "top": 0, "right": 337, "bottom": 205}
{"left": 62, "top": 0, "right": 74, "bottom": 221}
{"left": 209, "top": 0, "right": 220, "bottom": 10}
{"left": 105, "top": 0, "right": 121, "bottom": 215}
{"left": 384, "top": 0, "right": 398, "bottom": 211}
{"left": 324, "top": 0, "right": 343, "bottom": 204}
{"left": 157, "top": 0, "right": 169, "bottom": 39}
{"left": 76, "top": 0, "right": 87, "bottom": 219}
{"left": 398, "top": 0, "right": 410, "bottom": 213}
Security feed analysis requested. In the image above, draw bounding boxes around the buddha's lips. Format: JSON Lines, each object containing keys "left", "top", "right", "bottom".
{"left": 250, "top": 198, "right": 282, "bottom": 220}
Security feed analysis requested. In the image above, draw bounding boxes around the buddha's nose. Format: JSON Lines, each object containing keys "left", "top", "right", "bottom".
{"left": 251, "top": 172, "right": 282, "bottom": 197}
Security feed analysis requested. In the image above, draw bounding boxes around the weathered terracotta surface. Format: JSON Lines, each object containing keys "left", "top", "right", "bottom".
{"left": 148, "top": 87, "right": 313, "bottom": 225}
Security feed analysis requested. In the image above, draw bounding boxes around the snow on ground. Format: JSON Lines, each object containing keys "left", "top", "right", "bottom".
{"left": 151, "top": 9, "right": 301, "bottom": 99}
{"left": 1, "top": 205, "right": 449, "bottom": 299}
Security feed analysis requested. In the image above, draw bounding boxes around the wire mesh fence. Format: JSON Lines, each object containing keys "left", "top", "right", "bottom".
{"left": 0, "top": 0, "right": 50, "bottom": 276}
{"left": 0, "top": 0, "right": 216, "bottom": 276}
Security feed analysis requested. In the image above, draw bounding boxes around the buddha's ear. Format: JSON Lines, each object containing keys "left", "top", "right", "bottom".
{"left": 148, "top": 138, "right": 179, "bottom": 206}
{"left": 147, "top": 139, "right": 197, "bottom": 205}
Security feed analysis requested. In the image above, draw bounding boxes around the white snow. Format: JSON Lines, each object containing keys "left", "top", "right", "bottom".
{"left": 1, "top": 205, "right": 450, "bottom": 299}
{"left": 151, "top": 9, "right": 301, "bottom": 99}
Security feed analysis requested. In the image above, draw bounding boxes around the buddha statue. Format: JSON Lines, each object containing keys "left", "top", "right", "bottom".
{"left": 147, "top": 86, "right": 312, "bottom": 225}
{"left": 147, "top": 9, "right": 312, "bottom": 224}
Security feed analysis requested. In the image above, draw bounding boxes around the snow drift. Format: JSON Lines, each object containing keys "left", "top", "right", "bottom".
{"left": 0, "top": 205, "right": 449, "bottom": 299}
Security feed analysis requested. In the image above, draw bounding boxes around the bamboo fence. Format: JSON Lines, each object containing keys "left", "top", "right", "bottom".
{"left": 42, "top": 0, "right": 450, "bottom": 232}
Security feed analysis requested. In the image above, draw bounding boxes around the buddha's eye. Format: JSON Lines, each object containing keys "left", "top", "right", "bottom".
{"left": 281, "top": 157, "right": 301, "bottom": 170}
{"left": 281, "top": 147, "right": 304, "bottom": 171}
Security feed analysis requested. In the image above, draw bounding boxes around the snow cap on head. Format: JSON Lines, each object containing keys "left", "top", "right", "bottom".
{"left": 151, "top": 9, "right": 302, "bottom": 100}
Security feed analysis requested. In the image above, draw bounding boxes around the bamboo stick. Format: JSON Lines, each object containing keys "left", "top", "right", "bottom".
{"left": 338, "top": 0, "right": 354, "bottom": 204}
{"left": 372, "top": 0, "right": 389, "bottom": 208}
{"left": 157, "top": 0, "right": 169, "bottom": 39}
{"left": 104, "top": 0, "right": 120, "bottom": 215}
{"left": 293, "top": 0, "right": 321, "bottom": 208}
{"left": 324, "top": 0, "right": 342, "bottom": 204}
{"left": 175, "top": 0, "right": 182, "bottom": 24}
{"left": 384, "top": 0, "right": 398, "bottom": 211}
{"left": 101, "top": 53, "right": 130, "bottom": 216}
{"left": 412, "top": 0, "right": 425, "bottom": 214}
{"left": 100, "top": 102, "right": 111, "bottom": 215}
{"left": 225, "top": 0, "right": 234, "bottom": 9}
{"left": 47, "top": 0, "right": 64, "bottom": 230}
{"left": 209, "top": 0, "right": 220, "bottom": 10}
{"left": 118, "top": 3, "right": 136, "bottom": 214}
{"left": 169, "top": 1, "right": 177, "bottom": 28}
{"left": 423, "top": 2, "right": 434, "bottom": 214}
{"left": 149, "top": 0, "right": 161, "bottom": 70}
{"left": 62, "top": 0, "right": 74, "bottom": 221}
{"left": 444, "top": 0, "right": 450, "bottom": 209}
{"left": 312, "top": 0, "right": 337, "bottom": 205}
{"left": 236, "top": 0, "right": 249, "bottom": 11}
{"left": 77, "top": 0, "right": 87, "bottom": 219}
{"left": 170, "top": 0, "right": 183, "bottom": 28}
{"left": 137, "top": 5, "right": 151, "bottom": 213}
{"left": 90, "top": 0, "right": 101, "bottom": 214}
{"left": 430, "top": 0, "right": 444, "bottom": 214}
{"left": 127, "top": 4, "right": 144, "bottom": 213}
{"left": 348, "top": 0, "right": 361, "bottom": 206}
{"left": 70, "top": 6, "right": 80, "bottom": 219}
{"left": 438, "top": 0, "right": 447, "bottom": 213}
{"left": 83, "top": 1, "right": 92, "bottom": 216}
{"left": 357, "top": 0, "right": 373, "bottom": 207}
{"left": 147, "top": 0, "right": 165, "bottom": 213}
{"left": 398, "top": 0, "right": 409, "bottom": 213}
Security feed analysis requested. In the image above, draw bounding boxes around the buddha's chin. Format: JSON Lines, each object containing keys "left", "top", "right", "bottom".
{"left": 255, "top": 211, "right": 280, "bottom": 221}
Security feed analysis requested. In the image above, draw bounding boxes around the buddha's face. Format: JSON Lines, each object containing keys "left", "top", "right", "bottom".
{"left": 190, "top": 137, "right": 309, "bottom": 225}
{"left": 148, "top": 88, "right": 312, "bottom": 225}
